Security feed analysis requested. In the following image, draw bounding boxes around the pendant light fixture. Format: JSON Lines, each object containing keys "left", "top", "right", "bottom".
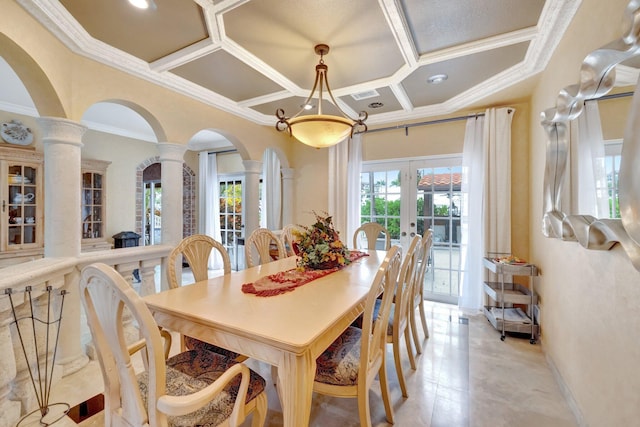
{"left": 128, "top": 0, "right": 157, "bottom": 10}
{"left": 275, "top": 44, "right": 368, "bottom": 148}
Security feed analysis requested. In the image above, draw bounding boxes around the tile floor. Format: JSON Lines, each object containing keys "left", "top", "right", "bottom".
{"left": 39, "top": 301, "right": 577, "bottom": 427}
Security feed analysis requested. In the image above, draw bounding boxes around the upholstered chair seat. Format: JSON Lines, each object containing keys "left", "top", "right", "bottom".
{"left": 137, "top": 350, "right": 266, "bottom": 427}
{"left": 314, "top": 326, "right": 362, "bottom": 386}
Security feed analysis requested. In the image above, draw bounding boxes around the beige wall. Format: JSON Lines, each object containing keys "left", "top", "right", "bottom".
{"left": 290, "top": 142, "right": 330, "bottom": 225}
{"left": 81, "top": 129, "right": 158, "bottom": 239}
{"left": 599, "top": 88, "right": 633, "bottom": 140}
{"left": 530, "top": 0, "right": 640, "bottom": 425}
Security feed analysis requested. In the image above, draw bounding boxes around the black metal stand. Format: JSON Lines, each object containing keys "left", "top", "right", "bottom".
{"left": 5, "top": 286, "right": 70, "bottom": 426}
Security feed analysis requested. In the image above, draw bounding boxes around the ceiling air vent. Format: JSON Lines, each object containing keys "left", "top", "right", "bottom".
{"left": 351, "top": 89, "right": 380, "bottom": 101}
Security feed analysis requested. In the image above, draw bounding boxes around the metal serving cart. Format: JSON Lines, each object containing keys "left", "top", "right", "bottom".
{"left": 483, "top": 257, "right": 539, "bottom": 344}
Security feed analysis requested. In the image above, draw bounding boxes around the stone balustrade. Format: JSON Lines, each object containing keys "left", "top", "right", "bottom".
{"left": 0, "top": 244, "right": 172, "bottom": 427}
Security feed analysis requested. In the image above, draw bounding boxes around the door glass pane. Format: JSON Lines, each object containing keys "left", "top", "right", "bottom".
{"left": 359, "top": 169, "right": 401, "bottom": 246}
{"left": 144, "top": 181, "right": 162, "bottom": 245}
{"left": 416, "top": 165, "right": 462, "bottom": 304}
{"left": 219, "top": 178, "right": 243, "bottom": 270}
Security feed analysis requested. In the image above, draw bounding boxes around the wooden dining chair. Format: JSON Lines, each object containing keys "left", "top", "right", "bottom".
{"left": 411, "top": 229, "right": 433, "bottom": 355}
{"left": 167, "top": 234, "right": 246, "bottom": 361}
{"left": 167, "top": 234, "right": 231, "bottom": 288}
{"left": 381, "top": 234, "right": 421, "bottom": 397}
{"left": 352, "top": 222, "right": 391, "bottom": 250}
{"left": 80, "top": 263, "right": 268, "bottom": 427}
{"left": 280, "top": 224, "right": 303, "bottom": 257}
{"left": 244, "top": 228, "right": 286, "bottom": 268}
{"left": 314, "top": 245, "right": 402, "bottom": 427}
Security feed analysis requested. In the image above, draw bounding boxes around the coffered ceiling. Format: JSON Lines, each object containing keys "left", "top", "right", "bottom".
{"left": 16, "top": 0, "right": 586, "bottom": 128}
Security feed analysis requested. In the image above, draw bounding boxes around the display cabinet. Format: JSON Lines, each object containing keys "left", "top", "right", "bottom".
{"left": 0, "top": 146, "right": 44, "bottom": 264}
{"left": 81, "top": 159, "right": 111, "bottom": 251}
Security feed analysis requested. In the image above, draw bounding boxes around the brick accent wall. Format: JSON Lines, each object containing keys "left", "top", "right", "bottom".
{"left": 136, "top": 158, "right": 196, "bottom": 243}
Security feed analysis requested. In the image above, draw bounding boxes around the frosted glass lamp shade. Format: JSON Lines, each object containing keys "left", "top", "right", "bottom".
{"left": 288, "top": 115, "right": 353, "bottom": 148}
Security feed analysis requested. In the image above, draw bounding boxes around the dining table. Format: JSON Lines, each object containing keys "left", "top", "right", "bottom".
{"left": 143, "top": 249, "right": 387, "bottom": 427}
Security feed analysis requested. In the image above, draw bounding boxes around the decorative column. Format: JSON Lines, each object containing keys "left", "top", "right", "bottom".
{"left": 242, "top": 160, "right": 262, "bottom": 237}
{"left": 38, "top": 117, "right": 88, "bottom": 376}
{"left": 281, "top": 167, "right": 295, "bottom": 226}
{"left": 39, "top": 117, "right": 84, "bottom": 257}
{"left": 159, "top": 143, "right": 187, "bottom": 291}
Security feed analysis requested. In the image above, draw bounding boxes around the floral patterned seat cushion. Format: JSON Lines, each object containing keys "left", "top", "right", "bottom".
{"left": 184, "top": 335, "right": 244, "bottom": 361}
{"left": 138, "top": 350, "right": 265, "bottom": 426}
{"left": 315, "top": 326, "right": 362, "bottom": 386}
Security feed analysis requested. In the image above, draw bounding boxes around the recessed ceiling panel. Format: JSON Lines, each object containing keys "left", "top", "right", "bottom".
{"left": 170, "top": 50, "right": 284, "bottom": 102}
{"left": 20, "top": 0, "right": 580, "bottom": 126}
{"left": 402, "top": 42, "right": 530, "bottom": 106}
{"left": 223, "top": 0, "right": 404, "bottom": 88}
{"left": 60, "top": 0, "right": 208, "bottom": 62}
{"left": 252, "top": 97, "right": 344, "bottom": 118}
{"left": 339, "top": 87, "right": 403, "bottom": 115}
{"left": 400, "top": 0, "right": 545, "bottom": 54}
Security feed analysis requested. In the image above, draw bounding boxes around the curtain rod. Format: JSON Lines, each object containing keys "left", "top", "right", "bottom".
{"left": 358, "top": 92, "right": 634, "bottom": 137}
{"left": 361, "top": 111, "right": 493, "bottom": 136}
{"left": 586, "top": 90, "right": 634, "bottom": 102}
{"left": 208, "top": 149, "right": 237, "bottom": 155}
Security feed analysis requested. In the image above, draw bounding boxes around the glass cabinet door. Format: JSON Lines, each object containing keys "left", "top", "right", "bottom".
{"left": 82, "top": 172, "right": 104, "bottom": 239}
{"left": 7, "top": 164, "right": 38, "bottom": 247}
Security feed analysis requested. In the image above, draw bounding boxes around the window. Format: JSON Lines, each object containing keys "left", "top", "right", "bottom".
{"left": 603, "top": 139, "right": 622, "bottom": 218}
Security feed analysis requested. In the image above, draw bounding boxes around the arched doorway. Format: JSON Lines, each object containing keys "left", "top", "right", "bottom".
{"left": 136, "top": 158, "right": 196, "bottom": 244}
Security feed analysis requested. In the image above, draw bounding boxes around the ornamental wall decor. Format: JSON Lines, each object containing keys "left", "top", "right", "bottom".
{"left": 540, "top": 0, "right": 640, "bottom": 270}
{"left": 1, "top": 119, "right": 34, "bottom": 146}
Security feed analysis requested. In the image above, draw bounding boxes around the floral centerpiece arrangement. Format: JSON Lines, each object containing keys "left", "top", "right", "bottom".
{"left": 293, "top": 212, "right": 351, "bottom": 270}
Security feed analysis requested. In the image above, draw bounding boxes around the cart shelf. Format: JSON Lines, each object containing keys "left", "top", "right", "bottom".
{"left": 483, "top": 256, "right": 539, "bottom": 344}
{"left": 483, "top": 282, "right": 538, "bottom": 305}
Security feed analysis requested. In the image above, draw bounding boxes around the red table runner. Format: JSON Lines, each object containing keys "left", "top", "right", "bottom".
{"left": 242, "top": 251, "right": 369, "bottom": 297}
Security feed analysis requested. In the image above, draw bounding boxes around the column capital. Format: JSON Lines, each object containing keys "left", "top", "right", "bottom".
{"left": 37, "top": 117, "right": 86, "bottom": 148}
{"left": 158, "top": 142, "right": 187, "bottom": 163}
{"left": 243, "top": 159, "right": 263, "bottom": 175}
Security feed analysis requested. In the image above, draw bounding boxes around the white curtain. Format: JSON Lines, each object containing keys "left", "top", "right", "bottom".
{"left": 569, "top": 101, "right": 608, "bottom": 217}
{"left": 328, "top": 137, "right": 349, "bottom": 239}
{"left": 346, "top": 134, "right": 363, "bottom": 245}
{"left": 260, "top": 148, "right": 282, "bottom": 229}
{"left": 199, "top": 152, "right": 223, "bottom": 269}
{"left": 484, "top": 108, "right": 513, "bottom": 257}
{"left": 328, "top": 134, "right": 362, "bottom": 244}
{"left": 459, "top": 107, "right": 514, "bottom": 312}
{"left": 459, "top": 115, "right": 486, "bottom": 311}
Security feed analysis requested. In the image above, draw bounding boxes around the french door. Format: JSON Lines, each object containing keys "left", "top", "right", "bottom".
{"left": 143, "top": 180, "right": 162, "bottom": 245}
{"left": 218, "top": 175, "right": 244, "bottom": 270}
{"left": 361, "top": 156, "right": 462, "bottom": 304}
